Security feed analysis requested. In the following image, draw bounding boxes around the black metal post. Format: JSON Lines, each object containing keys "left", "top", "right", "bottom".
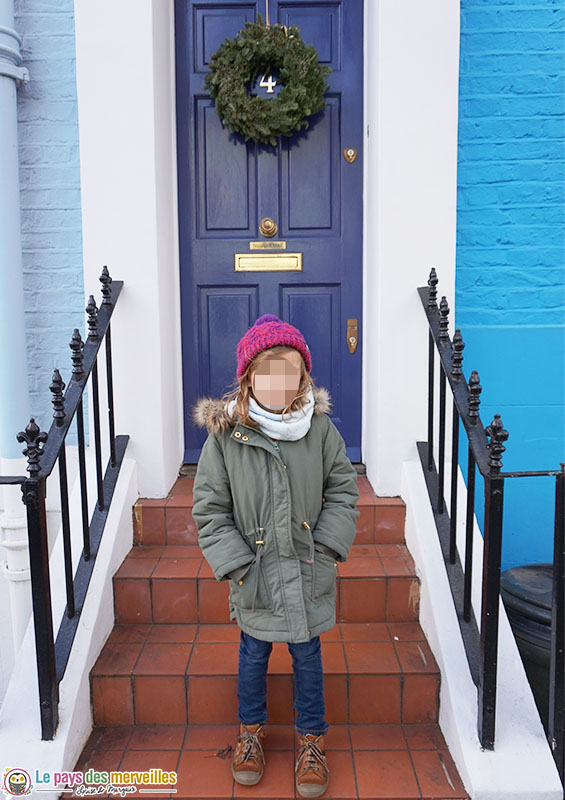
{"left": 477, "top": 473, "right": 504, "bottom": 750}
{"left": 106, "top": 323, "right": 117, "bottom": 469}
{"left": 548, "top": 464, "right": 565, "bottom": 784}
{"left": 449, "top": 402, "right": 459, "bottom": 564}
{"left": 464, "top": 447, "right": 476, "bottom": 623}
{"left": 22, "top": 477, "right": 59, "bottom": 739}
{"left": 438, "top": 365, "right": 447, "bottom": 513}
{"left": 428, "top": 332, "right": 434, "bottom": 471}
{"left": 92, "top": 358, "right": 105, "bottom": 512}
{"left": 57, "top": 444, "right": 75, "bottom": 618}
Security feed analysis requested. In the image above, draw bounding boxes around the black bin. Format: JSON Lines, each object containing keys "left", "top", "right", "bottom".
{"left": 500, "top": 563, "right": 553, "bottom": 732}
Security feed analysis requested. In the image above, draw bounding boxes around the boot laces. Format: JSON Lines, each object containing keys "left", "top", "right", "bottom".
{"left": 297, "top": 736, "right": 326, "bottom": 775}
{"left": 238, "top": 726, "right": 263, "bottom": 765}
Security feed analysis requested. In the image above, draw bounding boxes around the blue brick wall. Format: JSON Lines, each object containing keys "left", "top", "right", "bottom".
{"left": 14, "top": 0, "right": 85, "bottom": 445}
{"left": 456, "top": 0, "right": 565, "bottom": 570}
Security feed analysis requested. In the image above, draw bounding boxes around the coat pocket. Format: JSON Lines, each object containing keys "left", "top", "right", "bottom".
{"left": 230, "top": 527, "right": 274, "bottom": 611}
{"left": 312, "top": 545, "right": 338, "bottom": 600}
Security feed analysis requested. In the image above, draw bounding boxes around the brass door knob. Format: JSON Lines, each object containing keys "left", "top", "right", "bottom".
{"left": 259, "top": 217, "right": 278, "bottom": 238}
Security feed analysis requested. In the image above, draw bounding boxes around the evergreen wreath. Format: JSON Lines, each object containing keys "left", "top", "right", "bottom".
{"left": 204, "top": 14, "right": 332, "bottom": 146}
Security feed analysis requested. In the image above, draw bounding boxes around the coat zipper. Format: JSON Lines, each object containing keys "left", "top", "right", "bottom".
{"left": 251, "top": 527, "right": 266, "bottom": 612}
{"left": 302, "top": 520, "right": 315, "bottom": 564}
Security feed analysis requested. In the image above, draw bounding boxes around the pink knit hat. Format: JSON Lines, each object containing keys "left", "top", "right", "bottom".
{"left": 236, "top": 314, "right": 311, "bottom": 380}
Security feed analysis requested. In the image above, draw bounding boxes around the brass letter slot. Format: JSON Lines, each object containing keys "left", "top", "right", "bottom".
{"left": 235, "top": 253, "right": 303, "bottom": 272}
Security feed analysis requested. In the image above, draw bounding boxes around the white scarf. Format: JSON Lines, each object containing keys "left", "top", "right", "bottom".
{"left": 226, "top": 387, "right": 315, "bottom": 441}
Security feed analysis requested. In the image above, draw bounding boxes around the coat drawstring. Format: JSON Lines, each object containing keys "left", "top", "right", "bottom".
{"left": 251, "top": 531, "right": 265, "bottom": 612}
{"left": 302, "top": 521, "right": 315, "bottom": 564}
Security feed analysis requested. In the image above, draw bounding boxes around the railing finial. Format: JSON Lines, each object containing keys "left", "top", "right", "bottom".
{"left": 439, "top": 296, "right": 450, "bottom": 341}
{"left": 86, "top": 295, "right": 99, "bottom": 340}
{"left": 485, "top": 414, "right": 509, "bottom": 473}
{"left": 451, "top": 329, "right": 465, "bottom": 379}
{"left": 16, "top": 418, "right": 48, "bottom": 477}
{"left": 468, "top": 370, "right": 482, "bottom": 424}
{"left": 100, "top": 265, "right": 112, "bottom": 306}
{"left": 50, "top": 369, "right": 66, "bottom": 424}
{"left": 427, "top": 268, "right": 438, "bottom": 310}
{"left": 69, "top": 329, "right": 84, "bottom": 381}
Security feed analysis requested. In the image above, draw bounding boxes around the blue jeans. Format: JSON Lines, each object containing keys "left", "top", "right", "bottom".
{"left": 237, "top": 630, "right": 329, "bottom": 736}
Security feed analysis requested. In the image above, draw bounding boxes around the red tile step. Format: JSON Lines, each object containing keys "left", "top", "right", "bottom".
{"left": 112, "top": 542, "right": 420, "bottom": 626}
{"left": 133, "top": 476, "right": 407, "bottom": 547}
{"left": 90, "top": 622, "right": 439, "bottom": 729}
{"left": 74, "top": 721, "right": 469, "bottom": 799}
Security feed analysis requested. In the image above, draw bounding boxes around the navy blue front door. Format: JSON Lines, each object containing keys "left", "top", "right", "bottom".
{"left": 176, "top": 0, "right": 363, "bottom": 461}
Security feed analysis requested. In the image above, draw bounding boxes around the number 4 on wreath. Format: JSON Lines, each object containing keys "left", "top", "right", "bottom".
{"left": 259, "top": 73, "right": 277, "bottom": 94}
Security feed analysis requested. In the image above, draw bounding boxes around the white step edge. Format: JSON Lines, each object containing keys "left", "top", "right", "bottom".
{"left": 0, "top": 453, "right": 139, "bottom": 800}
{"left": 401, "top": 454, "right": 562, "bottom": 800}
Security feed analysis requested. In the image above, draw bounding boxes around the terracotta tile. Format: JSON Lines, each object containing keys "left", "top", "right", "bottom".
{"left": 135, "top": 643, "right": 193, "bottom": 675}
{"left": 198, "top": 559, "right": 215, "bottom": 578}
{"left": 374, "top": 507, "right": 406, "bottom": 544}
{"left": 198, "top": 578, "right": 231, "bottom": 623}
{"left": 319, "top": 749, "right": 357, "bottom": 798}
{"left": 128, "top": 546, "right": 164, "bottom": 559}
{"left": 349, "top": 675, "right": 401, "bottom": 723}
{"left": 394, "top": 640, "right": 438, "bottom": 674}
{"left": 339, "top": 557, "right": 385, "bottom": 578}
{"left": 137, "top": 498, "right": 169, "bottom": 508}
{"left": 162, "top": 545, "right": 202, "bottom": 559}
{"left": 80, "top": 749, "right": 123, "bottom": 772}
{"left": 134, "top": 676, "right": 187, "bottom": 724}
{"left": 165, "top": 507, "right": 199, "bottom": 546}
{"left": 94, "top": 725, "right": 134, "bottom": 751}
{"left": 349, "top": 723, "right": 406, "bottom": 750}
{"left": 411, "top": 748, "right": 469, "bottom": 798}
{"left": 403, "top": 723, "right": 448, "bottom": 750}
{"left": 188, "top": 676, "right": 238, "bottom": 724}
{"left": 355, "top": 505, "right": 375, "bottom": 544}
{"left": 107, "top": 624, "right": 151, "bottom": 645}
{"left": 387, "top": 622, "right": 426, "bottom": 642}
{"left": 175, "top": 749, "right": 234, "bottom": 798}
{"left": 146, "top": 624, "right": 197, "bottom": 643}
{"left": 264, "top": 724, "right": 295, "bottom": 750}
{"left": 168, "top": 477, "right": 194, "bottom": 497}
{"left": 152, "top": 557, "right": 201, "bottom": 579}
{"left": 318, "top": 642, "right": 345, "bottom": 673}
{"left": 183, "top": 723, "right": 236, "bottom": 750}
{"left": 267, "top": 642, "right": 292, "bottom": 675}
{"left": 234, "top": 749, "right": 295, "bottom": 798}
{"left": 196, "top": 623, "right": 241, "bottom": 642}
{"left": 340, "top": 622, "right": 391, "bottom": 641}
{"left": 324, "top": 724, "right": 351, "bottom": 749}
{"left": 119, "top": 747, "right": 179, "bottom": 773}
{"left": 151, "top": 579, "right": 198, "bottom": 624}
{"left": 344, "top": 641, "right": 400, "bottom": 674}
{"left": 402, "top": 674, "right": 439, "bottom": 723}
{"left": 137, "top": 506, "right": 166, "bottom": 546}
{"left": 114, "top": 579, "right": 153, "bottom": 624}
{"left": 92, "top": 642, "right": 143, "bottom": 676}
{"left": 387, "top": 578, "right": 420, "bottom": 622}
{"left": 338, "top": 578, "right": 386, "bottom": 623}
{"left": 323, "top": 675, "right": 348, "bottom": 723}
{"left": 354, "top": 749, "right": 420, "bottom": 798}
{"left": 320, "top": 624, "right": 342, "bottom": 642}
{"left": 114, "top": 556, "right": 159, "bottom": 579}
{"left": 267, "top": 675, "right": 294, "bottom": 724}
{"left": 92, "top": 676, "right": 133, "bottom": 725}
{"left": 128, "top": 725, "right": 186, "bottom": 750}
{"left": 348, "top": 545, "right": 379, "bottom": 558}
{"left": 188, "top": 642, "right": 239, "bottom": 675}
{"left": 381, "top": 557, "right": 417, "bottom": 578}
{"left": 165, "top": 493, "right": 193, "bottom": 508}
{"left": 376, "top": 544, "right": 411, "bottom": 558}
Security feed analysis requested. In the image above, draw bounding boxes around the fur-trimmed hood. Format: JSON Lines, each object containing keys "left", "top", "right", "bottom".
{"left": 192, "top": 386, "right": 332, "bottom": 436}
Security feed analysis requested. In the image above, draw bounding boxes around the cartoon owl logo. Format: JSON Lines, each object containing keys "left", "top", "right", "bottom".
{"left": 2, "top": 768, "right": 32, "bottom": 797}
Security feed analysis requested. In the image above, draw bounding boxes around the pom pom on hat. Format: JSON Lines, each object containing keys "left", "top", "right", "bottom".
{"left": 236, "top": 314, "right": 311, "bottom": 379}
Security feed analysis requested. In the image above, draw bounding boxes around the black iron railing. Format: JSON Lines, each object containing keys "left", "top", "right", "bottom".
{"left": 418, "top": 268, "right": 564, "bottom": 783}
{"left": 0, "top": 267, "right": 128, "bottom": 740}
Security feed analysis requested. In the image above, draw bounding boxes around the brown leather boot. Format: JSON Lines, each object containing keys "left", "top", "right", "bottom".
{"left": 231, "top": 722, "right": 266, "bottom": 785}
{"left": 295, "top": 732, "right": 329, "bottom": 798}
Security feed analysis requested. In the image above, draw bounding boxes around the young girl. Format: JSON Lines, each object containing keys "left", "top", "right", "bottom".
{"left": 192, "top": 314, "right": 360, "bottom": 799}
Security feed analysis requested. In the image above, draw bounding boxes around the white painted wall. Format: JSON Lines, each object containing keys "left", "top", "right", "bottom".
{"left": 73, "top": 0, "right": 183, "bottom": 499}
{"left": 363, "top": 1, "right": 460, "bottom": 495}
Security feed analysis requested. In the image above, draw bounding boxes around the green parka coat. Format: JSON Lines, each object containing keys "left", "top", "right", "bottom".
{"left": 191, "top": 387, "right": 360, "bottom": 643}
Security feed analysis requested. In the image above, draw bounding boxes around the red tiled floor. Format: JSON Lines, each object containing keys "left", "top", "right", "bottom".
{"left": 134, "top": 676, "right": 187, "bottom": 725}
{"left": 340, "top": 622, "right": 391, "bottom": 641}
{"left": 114, "top": 579, "right": 153, "bottom": 624}
{"left": 91, "top": 642, "right": 143, "bottom": 676}
{"left": 344, "top": 641, "right": 401, "bottom": 674}
{"left": 146, "top": 623, "right": 198, "bottom": 643}
{"left": 187, "top": 676, "right": 239, "bottom": 724}
{"left": 354, "top": 749, "right": 420, "bottom": 799}
{"left": 152, "top": 557, "right": 201, "bottom": 579}
{"left": 339, "top": 578, "right": 386, "bottom": 622}
{"left": 134, "top": 642, "right": 193, "bottom": 675}
{"left": 349, "top": 723, "right": 406, "bottom": 751}
{"left": 164, "top": 507, "right": 199, "bottom": 545}
{"left": 188, "top": 642, "right": 239, "bottom": 675}
{"left": 411, "top": 748, "right": 469, "bottom": 798}
{"left": 151, "top": 578, "right": 198, "bottom": 624}
{"left": 92, "top": 676, "right": 134, "bottom": 725}
{"left": 175, "top": 749, "right": 234, "bottom": 798}
{"left": 128, "top": 725, "right": 185, "bottom": 750}
{"left": 233, "top": 749, "right": 295, "bottom": 798}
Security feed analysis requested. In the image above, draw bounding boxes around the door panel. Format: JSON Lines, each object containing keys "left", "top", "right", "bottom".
{"left": 176, "top": 0, "right": 363, "bottom": 461}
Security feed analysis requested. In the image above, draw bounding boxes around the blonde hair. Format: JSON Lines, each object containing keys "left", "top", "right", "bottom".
{"left": 221, "top": 346, "right": 315, "bottom": 429}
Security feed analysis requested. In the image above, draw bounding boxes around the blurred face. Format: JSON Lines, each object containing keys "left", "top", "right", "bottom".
{"left": 251, "top": 349, "right": 302, "bottom": 411}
